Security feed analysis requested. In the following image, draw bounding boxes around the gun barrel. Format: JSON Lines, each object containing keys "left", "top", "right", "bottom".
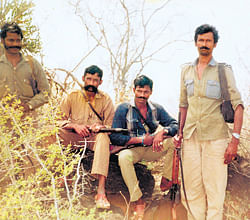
{"left": 98, "top": 128, "right": 129, "bottom": 133}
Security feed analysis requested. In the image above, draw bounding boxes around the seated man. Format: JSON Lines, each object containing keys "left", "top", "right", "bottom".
{"left": 110, "top": 75, "right": 178, "bottom": 218}
{"left": 59, "top": 65, "right": 115, "bottom": 209}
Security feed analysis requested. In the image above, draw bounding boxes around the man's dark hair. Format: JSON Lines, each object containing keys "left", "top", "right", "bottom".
{"left": 134, "top": 75, "right": 153, "bottom": 90}
{"left": 0, "top": 22, "right": 23, "bottom": 39}
{"left": 194, "top": 24, "right": 219, "bottom": 44}
{"left": 84, "top": 65, "right": 103, "bottom": 79}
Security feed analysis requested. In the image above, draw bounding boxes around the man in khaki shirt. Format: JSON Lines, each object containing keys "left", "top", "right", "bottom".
{"left": 0, "top": 23, "right": 50, "bottom": 187}
{"left": 0, "top": 22, "right": 50, "bottom": 111}
{"left": 59, "top": 65, "right": 115, "bottom": 209}
{"left": 175, "top": 24, "right": 244, "bottom": 220}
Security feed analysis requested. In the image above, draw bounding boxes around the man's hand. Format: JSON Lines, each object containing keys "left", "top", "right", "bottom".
{"left": 152, "top": 130, "right": 165, "bottom": 152}
{"left": 63, "top": 123, "right": 91, "bottom": 137}
{"left": 224, "top": 138, "right": 238, "bottom": 164}
{"left": 143, "top": 134, "right": 154, "bottom": 146}
{"left": 173, "top": 133, "right": 183, "bottom": 148}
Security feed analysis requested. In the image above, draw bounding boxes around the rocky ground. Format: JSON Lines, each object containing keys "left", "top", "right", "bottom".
{"left": 78, "top": 152, "right": 249, "bottom": 220}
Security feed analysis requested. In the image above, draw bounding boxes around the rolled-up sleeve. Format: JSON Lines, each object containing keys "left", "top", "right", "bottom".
{"left": 156, "top": 104, "right": 178, "bottom": 137}
{"left": 179, "top": 67, "right": 188, "bottom": 108}
{"left": 225, "top": 66, "right": 244, "bottom": 110}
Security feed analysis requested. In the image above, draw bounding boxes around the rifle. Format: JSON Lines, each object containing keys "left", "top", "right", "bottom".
{"left": 76, "top": 128, "right": 129, "bottom": 147}
{"left": 93, "top": 127, "right": 129, "bottom": 133}
{"left": 170, "top": 112, "right": 181, "bottom": 220}
{"left": 169, "top": 112, "right": 195, "bottom": 220}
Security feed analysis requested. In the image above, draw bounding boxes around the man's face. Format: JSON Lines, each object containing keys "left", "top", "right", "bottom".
{"left": 195, "top": 32, "right": 216, "bottom": 56}
{"left": 133, "top": 85, "right": 152, "bottom": 105}
{"left": 1, "top": 32, "right": 22, "bottom": 55}
{"left": 82, "top": 73, "right": 102, "bottom": 93}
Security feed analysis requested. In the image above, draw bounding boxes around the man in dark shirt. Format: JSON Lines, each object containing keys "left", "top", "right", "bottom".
{"left": 110, "top": 75, "right": 178, "bottom": 218}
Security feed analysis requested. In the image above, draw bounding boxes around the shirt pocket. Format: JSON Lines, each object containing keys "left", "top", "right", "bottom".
{"left": 184, "top": 79, "right": 194, "bottom": 97}
{"left": 206, "top": 80, "right": 221, "bottom": 99}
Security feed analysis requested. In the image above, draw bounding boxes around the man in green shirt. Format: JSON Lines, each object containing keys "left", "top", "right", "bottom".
{"left": 176, "top": 24, "right": 244, "bottom": 220}
{"left": 0, "top": 22, "right": 50, "bottom": 111}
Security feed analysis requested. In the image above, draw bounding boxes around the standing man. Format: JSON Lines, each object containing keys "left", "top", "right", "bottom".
{"left": 0, "top": 22, "right": 50, "bottom": 111}
{"left": 176, "top": 24, "right": 244, "bottom": 220}
{"left": 110, "top": 75, "right": 178, "bottom": 218}
{"left": 59, "top": 65, "right": 115, "bottom": 209}
{"left": 0, "top": 22, "right": 50, "bottom": 187}
{"left": 0, "top": 43, "right": 4, "bottom": 56}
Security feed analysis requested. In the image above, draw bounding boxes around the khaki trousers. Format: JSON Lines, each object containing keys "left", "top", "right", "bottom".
{"left": 181, "top": 131, "right": 228, "bottom": 220}
{"left": 118, "top": 138, "right": 174, "bottom": 202}
{"left": 59, "top": 128, "right": 110, "bottom": 177}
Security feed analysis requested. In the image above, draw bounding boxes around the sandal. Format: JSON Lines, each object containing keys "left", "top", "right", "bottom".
{"left": 95, "top": 194, "right": 110, "bottom": 209}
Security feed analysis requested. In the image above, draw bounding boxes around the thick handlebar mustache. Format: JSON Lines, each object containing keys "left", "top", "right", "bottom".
{"left": 200, "top": 46, "right": 209, "bottom": 50}
{"left": 5, "top": 46, "right": 22, "bottom": 50}
{"left": 84, "top": 85, "right": 98, "bottom": 93}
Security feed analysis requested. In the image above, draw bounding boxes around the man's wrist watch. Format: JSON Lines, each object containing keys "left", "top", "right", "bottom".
{"left": 232, "top": 132, "right": 240, "bottom": 139}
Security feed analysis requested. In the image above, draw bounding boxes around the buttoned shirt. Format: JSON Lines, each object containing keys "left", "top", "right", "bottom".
{"left": 179, "top": 57, "right": 243, "bottom": 141}
{"left": 110, "top": 100, "right": 178, "bottom": 146}
{"left": 60, "top": 89, "right": 115, "bottom": 127}
{"left": 0, "top": 54, "right": 50, "bottom": 109}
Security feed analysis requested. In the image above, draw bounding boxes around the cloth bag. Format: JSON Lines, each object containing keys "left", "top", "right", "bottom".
{"left": 218, "top": 63, "right": 234, "bottom": 123}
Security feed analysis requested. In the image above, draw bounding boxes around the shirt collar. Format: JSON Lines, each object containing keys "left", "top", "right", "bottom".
{"left": 130, "top": 99, "right": 156, "bottom": 111}
{"left": 0, "top": 53, "right": 8, "bottom": 63}
{"left": 192, "top": 57, "right": 217, "bottom": 66}
{"left": 0, "top": 52, "right": 24, "bottom": 63}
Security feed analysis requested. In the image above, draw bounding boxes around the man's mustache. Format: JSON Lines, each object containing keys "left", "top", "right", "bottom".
{"left": 4, "top": 45, "right": 22, "bottom": 50}
{"left": 84, "top": 85, "right": 98, "bottom": 93}
{"left": 200, "top": 46, "right": 210, "bottom": 50}
{"left": 138, "top": 96, "right": 147, "bottom": 100}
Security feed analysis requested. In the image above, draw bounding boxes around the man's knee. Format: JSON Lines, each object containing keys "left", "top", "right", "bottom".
{"left": 95, "top": 132, "right": 109, "bottom": 142}
{"left": 118, "top": 150, "right": 133, "bottom": 166}
{"left": 58, "top": 128, "right": 71, "bottom": 145}
{"left": 163, "top": 138, "right": 175, "bottom": 151}
{"left": 94, "top": 133, "right": 110, "bottom": 151}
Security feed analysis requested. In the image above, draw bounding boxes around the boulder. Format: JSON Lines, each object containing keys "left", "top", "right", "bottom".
{"left": 80, "top": 149, "right": 155, "bottom": 198}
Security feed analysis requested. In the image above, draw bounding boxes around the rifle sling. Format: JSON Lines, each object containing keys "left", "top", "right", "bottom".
{"left": 133, "top": 107, "right": 155, "bottom": 132}
{"left": 80, "top": 90, "right": 103, "bottom": 122}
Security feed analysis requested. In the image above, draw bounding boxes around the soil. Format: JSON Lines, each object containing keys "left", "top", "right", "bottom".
{"left": 79, "top": 153, "right": 249, "bottom": 220}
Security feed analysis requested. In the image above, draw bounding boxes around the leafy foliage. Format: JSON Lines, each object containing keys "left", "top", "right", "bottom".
{"left": 0, "top": 95, "right": 112, "bottom": 219}
{"left": 0, "top": 0, "right": 41, "bottom": 55}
